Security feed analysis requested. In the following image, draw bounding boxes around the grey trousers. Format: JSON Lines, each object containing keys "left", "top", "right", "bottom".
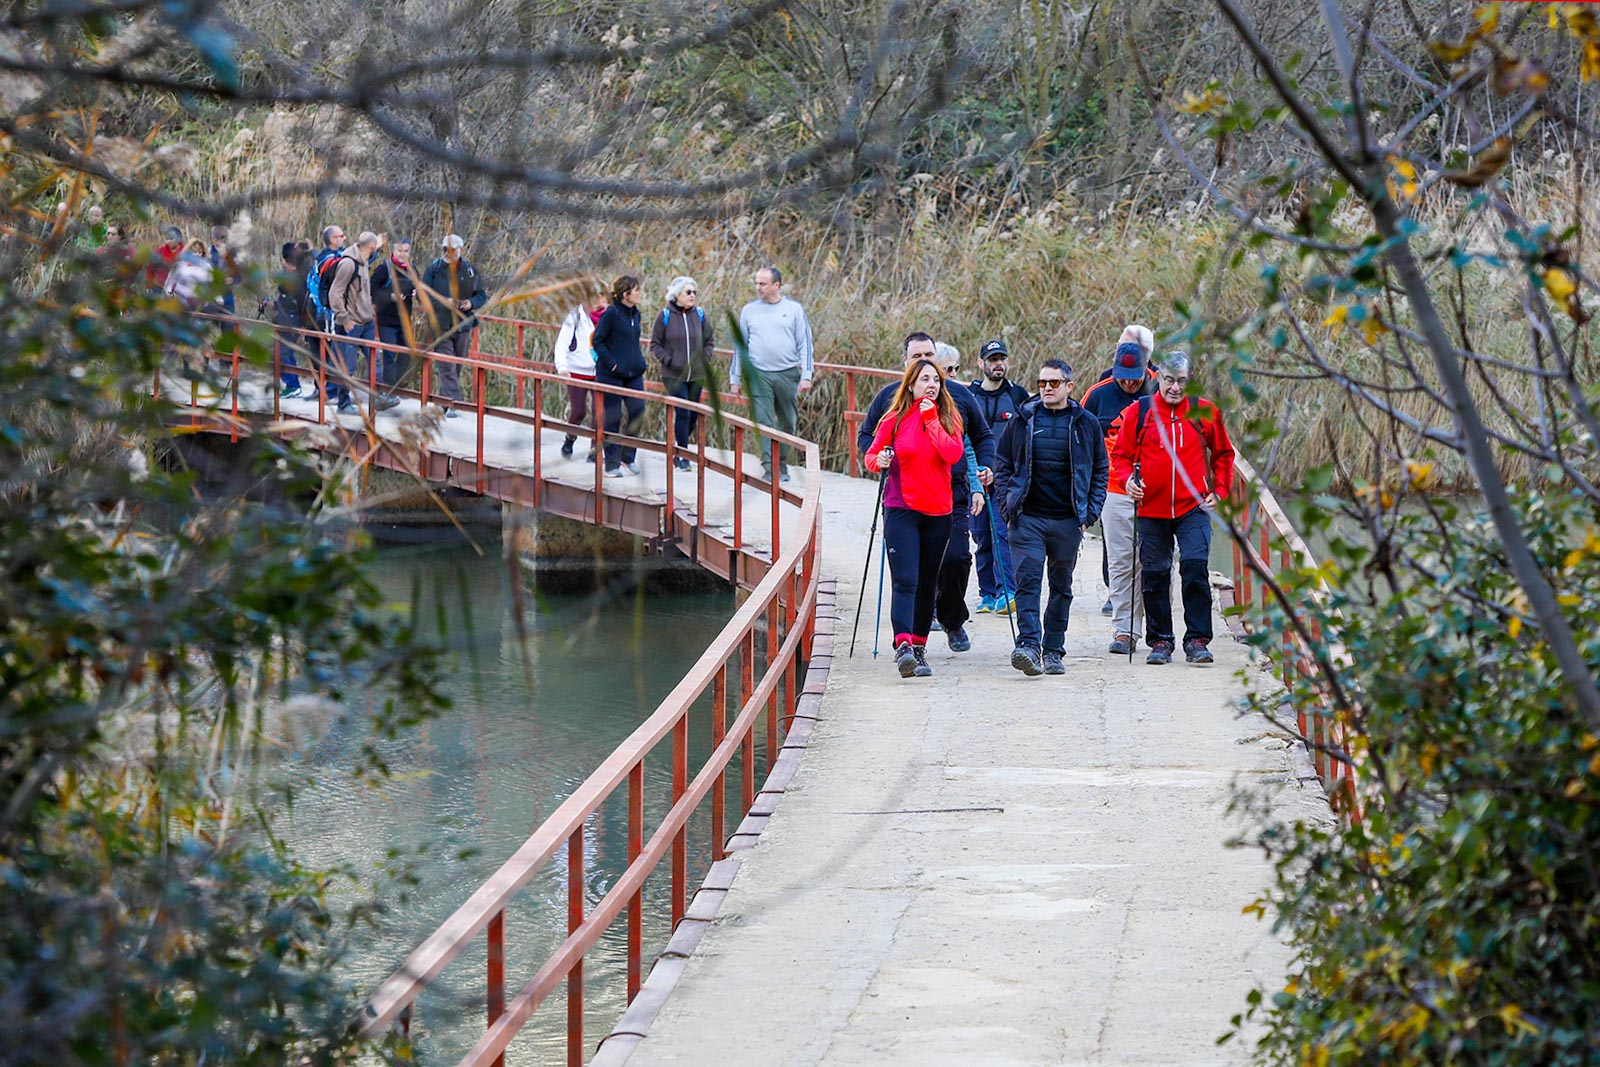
{"left": 1102, "top": 491, "right": 1143, "bottom": 637}
{"left": 746, "top": 365, "right": 801, "bottom": 471}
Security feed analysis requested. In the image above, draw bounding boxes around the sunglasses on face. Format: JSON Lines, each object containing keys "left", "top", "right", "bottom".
{"left": 1037, "top": 378, "right": 1068, "bottom": 389}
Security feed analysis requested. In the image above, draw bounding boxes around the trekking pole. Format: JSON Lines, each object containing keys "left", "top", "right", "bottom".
{"left": 872, "top": 534, "right": 889, "bottom": 658}
{"left": 848, "top": 463, "right": 890, "bottom": 657}
{"left": 1128, "top": 461, "right": 1140, "bottom": 666}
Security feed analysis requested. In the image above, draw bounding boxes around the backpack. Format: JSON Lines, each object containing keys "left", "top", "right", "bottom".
{"left": 306, "top": 250, "right": 343, "bottom": 321}
{"left": 661, "top": 306, "right": 706, "bottom": 328}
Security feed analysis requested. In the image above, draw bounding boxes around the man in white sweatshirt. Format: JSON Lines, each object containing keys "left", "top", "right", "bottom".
{"left": 731, "top": 266, "right": 814, "bottom": 483}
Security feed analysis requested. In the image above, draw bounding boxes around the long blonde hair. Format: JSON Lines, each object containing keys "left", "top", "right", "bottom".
{"left": 875, "top": 358, "right": 962, "bottom": 438}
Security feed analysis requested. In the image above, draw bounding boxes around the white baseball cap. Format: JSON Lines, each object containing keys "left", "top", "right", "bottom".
{"left": 441, "top": 234, "right": 465, "bottom": 249}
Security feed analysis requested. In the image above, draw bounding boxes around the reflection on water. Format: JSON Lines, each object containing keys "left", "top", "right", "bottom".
{"left": 281, "top": 531, "right": 746, "bottom": 1063}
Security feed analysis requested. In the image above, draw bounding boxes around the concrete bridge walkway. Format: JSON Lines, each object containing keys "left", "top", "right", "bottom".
{"left": 628, "top": 471, "right": 1331, "bottom": 1066}
{"left": 183, "top": 373, "right": 1329, "bottom": 1064}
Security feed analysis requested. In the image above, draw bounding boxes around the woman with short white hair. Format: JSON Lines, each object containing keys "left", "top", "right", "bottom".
{"left": 649, "top": 275, "right": 717, "bottom": 470}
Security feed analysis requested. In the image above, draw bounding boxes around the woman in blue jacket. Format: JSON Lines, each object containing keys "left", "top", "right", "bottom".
{"left": 591, "top": 275, "right": 646, "bottom": 477}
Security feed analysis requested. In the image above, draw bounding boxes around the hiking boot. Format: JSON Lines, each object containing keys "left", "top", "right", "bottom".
{"left": 912, "top": 646, "right": 933, "bottom": 677}
{"left": 1146, "top": 640, "right": 1174, "bottom": 666}
{"left": 374, "top": 393, "right": 401, "bottom": 411}
{"left": 975, "top": 596, "right": 994, "bottom": 614}
{"left": 444, "top": 408, "right": 460, "bottom": 419}
{"left": 1184, "top": 638, "right": 1214, "bottom": 666}
{"left": 1109, "top": 634, "right": 1136, "bottom": 656}
{"left": 1101, "top": 597, "right": 1113, "bottom": 616}
{"left": 279, "top": 383, "right": 303, "bottom": 399}
{"left": 674, "top": 456, "right": 691, "bottom": 471}
{"left": 1010, "top": 643, "right": 1043, "bottom": 676}
{"left": 895, "top": 642, "right": 918, "bottom": 678}
{"left": 946, "top": 625, "right": 971, "bottom": 652}
{"left": 336, "top": 398, "right": 359, "bottom": 415}
{"left": 560, "top": 438, "right": 575, "bottom": 459}
{"left": 1043, "top": 650, "right": 1066, "bottom": 675}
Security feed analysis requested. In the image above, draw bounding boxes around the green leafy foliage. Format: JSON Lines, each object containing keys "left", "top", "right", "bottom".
{"left": 1229, "top": 489, "right": 1600, "bottom": 1064}
{"left": 0, "top": 245, "right": 446, "bottom": 1063}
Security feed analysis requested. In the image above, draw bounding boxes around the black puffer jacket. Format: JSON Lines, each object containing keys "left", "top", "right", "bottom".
{"left": 592, "top": 302, "right": 646, "bottom": 379}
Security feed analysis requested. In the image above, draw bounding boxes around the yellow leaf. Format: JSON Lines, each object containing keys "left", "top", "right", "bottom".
{"left": 1324, "top": 304, "right": 1350, "bottom": 331}
{"left": 1508, "top": 615, "right": 1523, "bottom": 639}
{"left": 1405, "top": 459, "right": 1434, "bottom": 489}
{"left": 1589, "top": 751, "right": 1600, "bottom": 776}
{"left": 1565, "top": 777, "right": 1585, "bottom": 797}
{"left": 1475, "top": 3, "right": 1501, "bottom": 35}
{"left": 1559, "top": 593, "right": 1582, "bottom": 606}
{"left": 1580, "top": 733, "right": 1599, "bottom": 753}
{"left": 1498, "top": 1003, "right": 1540, "bottom": 1036}
{"left": 1361, "top": 315, "right": 1389, "bottom": 345}
{"left": 1545, "top": 267, "right": 1577, "bottom": 301}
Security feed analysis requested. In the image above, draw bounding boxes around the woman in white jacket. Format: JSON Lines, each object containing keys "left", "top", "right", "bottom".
{"left": 555, "top": 298, "right": 603, "bottom": 459}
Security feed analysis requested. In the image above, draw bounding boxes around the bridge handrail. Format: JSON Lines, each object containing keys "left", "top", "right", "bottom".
{"left": 1228, "top": 454, "right": 1361, "bottom": 814}
{"left": 167, "top": 312, "right": 826, "bottom": 1062}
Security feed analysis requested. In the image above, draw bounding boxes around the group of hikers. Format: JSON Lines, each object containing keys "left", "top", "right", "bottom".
{"left": 124, "top": 215, "right": 1233, "bottom": 672}
{"left": 857, "top": 327, "right": 1235, "bottom": 676}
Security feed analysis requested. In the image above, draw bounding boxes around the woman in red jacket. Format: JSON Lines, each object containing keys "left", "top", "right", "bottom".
{"left": 864, "top": 358, "right": 966, "bottom": 678}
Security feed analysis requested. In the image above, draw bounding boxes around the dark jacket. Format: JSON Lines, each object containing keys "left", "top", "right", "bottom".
{"left": 858, "top": 379, "right": 995, "bottom": 496}
{"left": 420, "top": 257, "right": 488, "bottom": 334}
{"left": 649, "top": 303, "right": 715, "bottom": 383}
{"left": 967, "top": 378, "right": 1031, "bottom": 432}
{"left": 592, "top": 302, "right": 646, "bottom": 379}
{"left": 371, "top": 257, "right": 417, "bottom": 330}
{"left": 992, "top": 398, "right": 1108, "bottom": 528}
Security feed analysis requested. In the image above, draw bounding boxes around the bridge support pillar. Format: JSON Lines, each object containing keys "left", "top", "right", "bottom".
{"left": 505, "top": 505, "right": 724, "bottom": 594}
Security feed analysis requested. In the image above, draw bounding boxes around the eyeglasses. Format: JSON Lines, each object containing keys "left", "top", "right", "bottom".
{"left": 1159, "top": 375, "right": 1190, "bottom": 387}
{"left": 1037, "top": 378, "right": 1068, "bottom": 389}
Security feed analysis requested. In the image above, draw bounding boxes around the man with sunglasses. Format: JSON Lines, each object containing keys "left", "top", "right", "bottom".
{"left": 1109, "top": 351, "right": 1235, "bottom": 666}
{"left": 991, "top": 359, "right": 1109, "bottom": 676}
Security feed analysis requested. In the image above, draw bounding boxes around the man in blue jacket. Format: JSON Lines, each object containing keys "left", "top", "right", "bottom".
{"left": 991, "top": 359, "right": 1109, "bottom": 676}
{"left": 856, "top": 332, "right": 994, "bottom": 653}
{"left": 967, "top": 338, "right": 1031, "bottom": 614}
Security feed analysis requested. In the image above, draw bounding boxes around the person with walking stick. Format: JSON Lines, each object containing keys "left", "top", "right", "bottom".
{"left": 1082, "top": 341, "right": 1157, "bottom": 655}
{"left": 1110, "top": 351, "right": 1236, "bottom": 665}
{"left": 862, "top": 358, "right": 967, "bottom": 678}
{"left": 991, "top": 359, "right": 1108, "bottom": 676}
{"left": 857, "top": 333, "right": 994, "bottom": 654}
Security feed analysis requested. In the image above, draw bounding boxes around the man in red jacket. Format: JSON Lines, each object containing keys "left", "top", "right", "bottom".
{"left": 1109, "top": 352, "right": 1235, "bottom": 666}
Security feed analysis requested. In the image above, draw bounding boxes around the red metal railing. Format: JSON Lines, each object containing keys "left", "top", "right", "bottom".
{"left": 1227, "top": 454, "right": 1361, "bottom": 816}
{"left": 158, "top": 314, "right": 826, "bottom": 1063}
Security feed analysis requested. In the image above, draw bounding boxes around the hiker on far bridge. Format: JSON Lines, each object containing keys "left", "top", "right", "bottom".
{"left": 991, "top": 359, "right": 1107, "bottom": 677}
{"left": 1110, "top": 351, "right": 1235, "bottom": 667}
{"left": 731, "top": 266, "right": 813, "bottom": 484}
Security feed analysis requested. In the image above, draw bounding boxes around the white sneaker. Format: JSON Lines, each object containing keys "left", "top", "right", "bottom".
{"left": 604, "top": 466, "right": 625, "bottom": 479}
{"left": 624, "top": 462, "right": 641, "bottom": 476}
